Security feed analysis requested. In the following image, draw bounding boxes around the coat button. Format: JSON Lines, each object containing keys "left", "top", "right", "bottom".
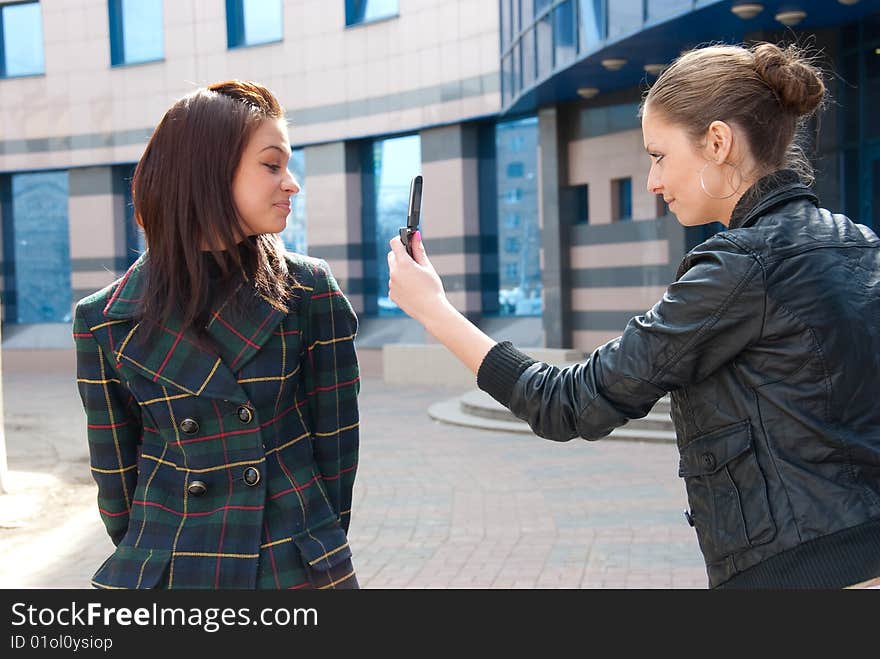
{"left": 179, "top": 418, "right": 199, "bottom": 434}
{"left": 243, "top": 466, "right": 261, "bottom": 486}
{"left": 188, "top": 480, "right": 208, "bottom": 496}
{"left": 683, "top": 510, "right": 695, "bottom": 527}
{"left": 701, "top": 452, "right": 716, "bottom": 471}
{"left": 237, "top": 406, "right": 254, "bottom": 424}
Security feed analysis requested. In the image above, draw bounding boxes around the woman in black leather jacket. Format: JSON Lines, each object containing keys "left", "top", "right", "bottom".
{"left": 387, "top": 42, "right": 880, "bottom": 589}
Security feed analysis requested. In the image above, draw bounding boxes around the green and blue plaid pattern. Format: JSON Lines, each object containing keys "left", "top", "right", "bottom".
{"left": 74, "top": 252, "right": 359, "bottom": 589}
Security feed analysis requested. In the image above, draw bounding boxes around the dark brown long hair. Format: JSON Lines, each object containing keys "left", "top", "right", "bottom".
{"left": 132, "top": 80, "right": 291, "bottom": 339}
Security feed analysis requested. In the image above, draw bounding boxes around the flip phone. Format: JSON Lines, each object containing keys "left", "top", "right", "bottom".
{"left": 399, "top": 174, "right": 422, "bottom": 259}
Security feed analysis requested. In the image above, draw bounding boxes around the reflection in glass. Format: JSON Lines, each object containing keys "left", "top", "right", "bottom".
{"left": 554, "top": 0, "right": 576, "bottom": 68}
{"left": 521, "top": 27, "right": 536, "bottom": 87}
{"left": 607, "top": 0, "right": 642, "bottom": 39}
{"left": 646, "top": 0, "right": 692, "bottom": 22}
{"left": 578, "top": 0, "right": 605, "bottom": 54}
{"left": 536, "top": 13, "right": 552, "bottom": 79}
{"left": 1, "top": 2, "right": 44, "bottom": 77}
{"left": 345, "top": 0, "right": 399, "bottom": 26}
{"left": 496, "top": 117, "right": 542, "bottom": 317}
{"left": 10, "top": 172, "right": 71, "bottom": 323}
{"left": 112, "top": 0, "right": 163, "bottom": 65}
{"left": 370, "top": 135, "right": 421, "bottom": 315}
{"left": 280, "top": 149, "right": 308, "bottom": 255}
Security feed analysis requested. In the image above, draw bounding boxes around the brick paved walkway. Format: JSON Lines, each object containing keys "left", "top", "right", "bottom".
{"left": 0, "top": 350, "right": 707, "bottom": 589}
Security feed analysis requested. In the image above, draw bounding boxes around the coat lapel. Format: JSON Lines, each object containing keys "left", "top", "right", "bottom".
{"left": 103, "top": 253, "right": 288, "bottom": 403}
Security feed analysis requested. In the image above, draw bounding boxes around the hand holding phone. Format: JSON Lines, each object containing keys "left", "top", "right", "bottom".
{"left": 399, "top": 175, "right": 422, "bottom": 259}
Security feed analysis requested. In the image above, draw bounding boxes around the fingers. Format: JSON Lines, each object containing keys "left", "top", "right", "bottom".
{"left": 411, "top": 230, "right": 430, "bottom": 267}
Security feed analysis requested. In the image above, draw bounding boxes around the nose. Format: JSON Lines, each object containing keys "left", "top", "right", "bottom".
{"left": 282, "top": 168, "right": 300, "bottom": 195}
{"left": 646, "top": 163, "right": 662, "bottom": 195}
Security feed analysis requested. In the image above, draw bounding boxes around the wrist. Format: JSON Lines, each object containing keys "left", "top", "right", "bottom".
{"left": 421, "top": 295, "right": 458, "bottom": 336}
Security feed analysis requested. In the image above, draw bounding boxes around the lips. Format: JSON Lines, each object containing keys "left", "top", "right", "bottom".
{"left": 274, "top": 202, "right": 291, "bottom": 213}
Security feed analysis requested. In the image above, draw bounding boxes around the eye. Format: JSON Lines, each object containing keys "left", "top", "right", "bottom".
{"left": 649, "top": 153, "right": 664, "bottom": 163}
{"left": 264, "top": 163, "right": 281, "bottom": 172}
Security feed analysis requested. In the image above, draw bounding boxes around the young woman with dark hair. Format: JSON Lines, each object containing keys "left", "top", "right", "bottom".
{"left": 388, "top": 43, "right": 880, "bottom": 589}
{"left": 74, "top": 80, "right": 361, "bottom": 589}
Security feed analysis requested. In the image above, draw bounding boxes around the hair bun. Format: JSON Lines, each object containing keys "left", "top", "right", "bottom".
{"left": 752, "top": 43, "right": 825, "bottom": 116}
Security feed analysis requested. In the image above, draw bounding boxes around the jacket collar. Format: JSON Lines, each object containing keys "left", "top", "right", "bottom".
{"left": 102, "top": 252, "right": 290, "bottom": 402}
{"left": 728, "top": 169, "right": 819, "bottom": 230}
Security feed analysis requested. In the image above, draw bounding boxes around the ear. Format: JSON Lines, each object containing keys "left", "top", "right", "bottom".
{"left": 704, "top": 120, "right": 734, "bottom": 165}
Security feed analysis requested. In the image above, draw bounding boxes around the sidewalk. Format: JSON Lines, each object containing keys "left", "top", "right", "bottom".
{"left": 0, "top": 348, "right": 706, "bottom": 589}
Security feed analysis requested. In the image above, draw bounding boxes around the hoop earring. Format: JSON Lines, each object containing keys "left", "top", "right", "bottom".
{"left": 699, "top": 162, "right": 742, "bottom": 200}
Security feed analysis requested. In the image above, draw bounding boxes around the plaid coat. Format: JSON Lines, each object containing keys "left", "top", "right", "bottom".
{"left": 73, "top": 251, "right": 359, "bottom": 589}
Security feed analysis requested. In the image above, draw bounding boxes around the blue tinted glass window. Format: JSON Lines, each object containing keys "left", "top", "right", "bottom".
{"left": 614, "top": 177, "right": 632, "bottom": 221}
{"left": 109, "top": 0, "right": 163, "bottom": 66}
{"left": 536, "top": 13, "right": 552, "bottom": 79}
{"left": 345, "top": 0, "right": 398, "bottom": 27}
{"left": 496, "top": 117, "right": 541, "bottom": 317}
{"left": 279, "top": 149, "right": 308, "bottom": 255}
{"left": 607, "top": 0, "right": 642, "bottom": 39}
{"left": 10, "top": 172, "right": 71, "bottom": 323}
{"left": 227, "top": 0, "right": 282, "bottom": 48}
{"left": 1, "top": 2, "right": 45, "bottom": 77}
{"left": 646, "top": 0, "right": 692, "bottom": 22}
{"left": 578, "top": 0, "right": 605, "bottom": 53}
{"left": 521, "top": 26, "right": 536, "bottom": 86}
{"left": 553, "top": 0, "right": 576, "bottom": 67}
{"left": 534, "top": 0, "right": 552, "bottom": 17}
{"left": 369, "top": 134, "right": 420, "bottom": 315}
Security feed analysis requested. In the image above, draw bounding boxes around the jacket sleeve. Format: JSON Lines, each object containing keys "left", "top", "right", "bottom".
{"left": 302, "top": 259, "right": 360, "bottom": 533}
{"left": 477, "top": 239, "right": 765, "bottom": 441}
{"left": 73, "top": 303, "right": 143, "bottom": 546}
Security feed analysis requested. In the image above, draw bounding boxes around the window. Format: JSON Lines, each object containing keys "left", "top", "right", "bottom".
{"left": 279, "top": 149, "right": 308, "bottom": 255}
{"left": 3, "top": 171, "right": 71, "bottom": 323}
{"left": 226, "top": 0, "right": 282, "bottom": 49}
{"left": 109, "top": 0, "right": 163, "bottom": 66}
{"left": 553, "top": 0, "right": 576, "bottom": 68}
{"left": 0, "top": 1, "right": 44, "bottom": 78}
{"left": 113, "top": 164, "right": 143, "bottom": 263}
{"left": 612, "top": 177, "right": 632, "bottom": 221}
{"left": 607, "top": 0, "right": 642, "bottom": 39}
{"left": 495, "top": 116, "right": 541, "bottom": 317}
{"left": 364, "top": 133, "right": 421, "bottom": 315}
{"left": 345, "top": 0, "right": 398, "bottom": 27}
{"left": 646, "top": 0, "right": 692, "bottom": 22}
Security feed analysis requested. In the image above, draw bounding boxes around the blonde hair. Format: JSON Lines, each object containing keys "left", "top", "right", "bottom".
{"left": 641, "top": 43, "right": 826, "bottom": 183}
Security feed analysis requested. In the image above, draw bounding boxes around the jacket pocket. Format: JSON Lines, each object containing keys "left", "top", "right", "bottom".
{"left": 91, "top": 545, "right": 172, "bottom": 589}
{"left": 678, "top": 420, "right": 776, "bottom": 564}
{"left": 292, "top": 522, "right": 352, "bottom": 572}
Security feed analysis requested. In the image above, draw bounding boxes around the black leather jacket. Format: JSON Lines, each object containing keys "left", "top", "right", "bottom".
{"left": 478, "top": 171, "right": 880, "bottom": 588}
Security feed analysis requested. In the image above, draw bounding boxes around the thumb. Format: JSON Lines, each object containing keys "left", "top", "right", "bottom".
{"left": 411, "top": 230, "right": 430, "bottom": 267}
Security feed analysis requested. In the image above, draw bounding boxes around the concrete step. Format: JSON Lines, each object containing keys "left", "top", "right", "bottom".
{"left": 429, "top": 389, "right": 677, "bottom": 443}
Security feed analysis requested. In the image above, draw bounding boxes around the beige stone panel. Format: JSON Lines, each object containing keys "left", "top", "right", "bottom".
{"left": 457, "top": 36, "right": 485, "bottom": 79}
{"left": 426, "top": 253, "right": 477, "bottom": 277}
{"left": 165, "top": 0, "right": 195, "bottom": 25}
{"left": 193, "top": 0, "right": 225, "bottom": 25}
{"left": 165, "top": 57, "right": 199, "bottom": 92}
{"left": 568, "top": 129, "right": 655, "bottom": 224}
{"left": 165, "top": 24, "right": 198, "bottom": 60}
{"left": 344, "top": 292, "right": 364, "bottom": 314}
{"left": 319, "top": 259, "right": 363, "bottom": 283}
{"left": 570, "top": 240, "right": 669, "bottom": 269}
{"left": 461, "top": 0, "right": 498, "bottom": 38}
{"left": 303, "top": 172, "right": 349, "bottom": 246}
{"left": 573, "top": 330, "right": 620, "bottom": 353}
{"left": 69, "top": 195, "right": 117, "bottom": 259}
{"left": 571, "top": 286, "right": 668, "bottom": 312}
{"left": 72, "top": 271, "right": 121, "bottom": 292}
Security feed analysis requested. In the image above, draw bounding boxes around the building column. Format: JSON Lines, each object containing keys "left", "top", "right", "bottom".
{"left": 303, "top": 141, "right": 364, "bottom": 314}
{"left": 419, "top": 123, "right": 482, "bottom": 316}
{"left": 537, "top": 106, "right": 571, "bottom": 348}
{"left": 69, "top": 167, "right": 129, "bottom": 308}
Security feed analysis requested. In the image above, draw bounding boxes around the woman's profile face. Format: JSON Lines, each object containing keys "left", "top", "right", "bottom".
{"left": 641, "top": 104, "right": 725, "bottom": 227}
{"left": 231, "top": 118, "right": 300, "bottom": 238}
